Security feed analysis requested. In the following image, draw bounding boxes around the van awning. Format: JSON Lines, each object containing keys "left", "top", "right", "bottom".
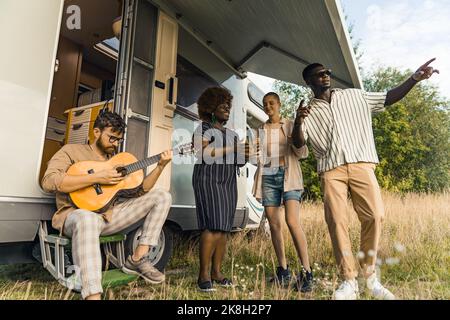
{"left": 152, "top": 0, "right": 362, "bottom": 88}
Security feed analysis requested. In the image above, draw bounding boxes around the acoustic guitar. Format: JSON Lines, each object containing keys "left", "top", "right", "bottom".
{"left": 68, "top": 143, "right": 194, "bottom": 212}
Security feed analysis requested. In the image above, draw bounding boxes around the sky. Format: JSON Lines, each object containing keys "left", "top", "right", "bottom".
{"left": 249, "top": 0, "right": 449, "bottom": 99}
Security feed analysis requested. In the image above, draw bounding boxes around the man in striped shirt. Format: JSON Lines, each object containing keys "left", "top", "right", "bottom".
{"left": 293, "top": 59, "right": 439, "bottom": 300}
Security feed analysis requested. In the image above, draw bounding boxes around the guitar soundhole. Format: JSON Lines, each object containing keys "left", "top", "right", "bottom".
{"left": 116, "top": 166, "right": 128, "bottom": 177}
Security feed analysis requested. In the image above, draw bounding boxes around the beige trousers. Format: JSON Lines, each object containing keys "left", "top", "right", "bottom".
{"left": 320, "top": 163, "right": 384, "bottom": 280}
{"left": 64, "top": 188, "right": 172, "bottom": 298}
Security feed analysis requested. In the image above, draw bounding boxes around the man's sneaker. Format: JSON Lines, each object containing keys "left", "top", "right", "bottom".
{"left": 270, "top": 266, "right": 291, "bottom": 286}
{"left": 122, "top": 255, "right": 165, "bottom": 284}
{"left": 295, "top": 270, "right": 314, "bottom": 293}
{"left": 366, "top": 273, "right": 395, "bottom": 300}
{"left": 333, "top": 279, "right": 359, "bottom": 300}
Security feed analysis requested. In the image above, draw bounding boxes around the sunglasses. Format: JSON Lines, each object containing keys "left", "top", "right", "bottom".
{"left": 314, "top": 69, "right": 332, "bottom": 78}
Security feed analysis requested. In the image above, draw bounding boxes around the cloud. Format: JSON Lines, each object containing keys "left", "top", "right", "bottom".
{"left": 360, "top": 0, "right": 450, "bottom": 98}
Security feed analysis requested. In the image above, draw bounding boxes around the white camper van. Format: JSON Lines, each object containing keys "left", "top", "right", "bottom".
{"left": 0, "top": 0, "right": 361, "bottom": 276}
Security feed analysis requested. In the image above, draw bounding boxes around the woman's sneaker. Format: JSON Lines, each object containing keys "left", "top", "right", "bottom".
{"left": 270, "top": 266, "right": 292, "bottom": 287}
{"left": 295, "top": 270, "right": 314, "bottom": 293}
{"left": 333, "top": 279, "right": 359, "bottom": 300}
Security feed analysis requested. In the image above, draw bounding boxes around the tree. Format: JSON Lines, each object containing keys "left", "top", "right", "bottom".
{"left": 346, "top": 16, "right": 364, "bottom": 74}
{"left": 365, "top": 68, "right": 450, "bottom": 193}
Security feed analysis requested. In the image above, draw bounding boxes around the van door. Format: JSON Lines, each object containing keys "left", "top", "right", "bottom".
{"left": 147, "top": 11, "right": 178, "bottom": 190}
{"left": 115, "top": 0, "right": 178, "bottom": 190}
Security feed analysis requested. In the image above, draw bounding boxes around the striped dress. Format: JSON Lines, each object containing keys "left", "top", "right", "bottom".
{"left": 192, "top": 121, "right": 241, "bottom": 232}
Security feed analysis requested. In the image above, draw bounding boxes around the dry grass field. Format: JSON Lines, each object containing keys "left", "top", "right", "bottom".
{"left": 1, "top": 192, "right": 449, "bottom": 300}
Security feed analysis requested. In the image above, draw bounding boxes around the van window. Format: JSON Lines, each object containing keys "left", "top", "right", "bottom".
{"left": 94, "top": 37, "right": 120, "bottom": 60}
{"left": 176, "top": 56, "right": 219, "bottom": 112}
{"left": 247, "top": 82, "right": 265, "bottom": 110}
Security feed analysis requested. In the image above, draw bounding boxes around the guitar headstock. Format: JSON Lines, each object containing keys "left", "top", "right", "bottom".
{"left": 175, "top": 142, "right": 197, "bottom": 156}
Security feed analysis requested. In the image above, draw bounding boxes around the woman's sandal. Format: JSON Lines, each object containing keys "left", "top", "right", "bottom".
{"left": 197, "top": 280, "right": 217, "bottom": 292}
{"left": 212, "top": 278, "right": 234, "bottom": 287}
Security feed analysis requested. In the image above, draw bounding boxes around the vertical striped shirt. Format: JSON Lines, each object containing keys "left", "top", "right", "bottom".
{"left": 303, "top": 88, "right": 386, "bottom": 173}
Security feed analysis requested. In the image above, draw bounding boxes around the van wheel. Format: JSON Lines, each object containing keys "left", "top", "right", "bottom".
{"left": 124, "top": 225, "right": 174, "bottom": 272}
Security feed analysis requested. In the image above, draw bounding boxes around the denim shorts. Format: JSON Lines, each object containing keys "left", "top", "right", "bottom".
{"left": 262, "top": 167, "right": 302, "bottom": 207}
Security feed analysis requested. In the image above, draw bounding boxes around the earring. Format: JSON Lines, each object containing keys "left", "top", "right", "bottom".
{"left": 211, "top": 113, "right": 217, "bottom": 125}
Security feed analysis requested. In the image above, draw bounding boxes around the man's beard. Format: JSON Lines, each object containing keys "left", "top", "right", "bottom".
{"left": 96, "top": 138, "right": 117, "bottom": 155}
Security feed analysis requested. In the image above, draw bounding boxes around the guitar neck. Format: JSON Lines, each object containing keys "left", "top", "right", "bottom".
{"left": 123, "top": 148, "right": 179, "bottom": 175}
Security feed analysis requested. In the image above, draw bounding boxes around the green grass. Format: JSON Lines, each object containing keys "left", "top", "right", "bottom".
{"left": 1, "top": 192, "right": 449, "bottom": 300}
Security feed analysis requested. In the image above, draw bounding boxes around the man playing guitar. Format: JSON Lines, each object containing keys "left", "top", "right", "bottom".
{"left": 42, "top": 110, "right": 173, "bottom": 300}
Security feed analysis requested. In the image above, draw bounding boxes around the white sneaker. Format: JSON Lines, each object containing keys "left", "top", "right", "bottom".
{"left": 63, "top": 273, "right": 82, "bottom": 292}
{"left": 366, "top": 273, "right": 395, "bottom": 300}
{"left": 333, "top": 279, "right": 359, "bottom": 300}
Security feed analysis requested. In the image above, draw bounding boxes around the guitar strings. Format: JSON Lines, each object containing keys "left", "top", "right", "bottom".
{"left": 121, "top": 144, "right": 191, "bottom": 175}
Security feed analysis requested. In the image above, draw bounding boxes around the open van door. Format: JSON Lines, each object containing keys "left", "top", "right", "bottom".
{"left": 113, "top": 0, "right": 179, "bottom": 269}
{"left": 115, "top": 0, "right": 178, "bottom": 191}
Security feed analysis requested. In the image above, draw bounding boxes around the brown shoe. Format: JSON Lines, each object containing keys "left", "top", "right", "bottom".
{"left": 122, "top": 256, "right": 165, "bottom": 284}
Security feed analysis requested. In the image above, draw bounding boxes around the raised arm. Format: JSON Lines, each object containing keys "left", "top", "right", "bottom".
{"left": 142, "top": 150, "right": 172, "bottom": 192}
{"left": 292, "top": 99, "right": 310, "bottom": 148}
{"left": 385, "top": 58, "right": 439, "bottom": 106}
